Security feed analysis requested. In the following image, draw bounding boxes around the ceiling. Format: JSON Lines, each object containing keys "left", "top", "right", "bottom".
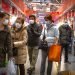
{"left": 23, "top": 0, "right": 64, "bottom": 12}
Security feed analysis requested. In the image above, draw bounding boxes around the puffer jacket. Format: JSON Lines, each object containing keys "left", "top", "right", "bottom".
{"left": 12, "top": 25, "right": 28, "bottom": 64}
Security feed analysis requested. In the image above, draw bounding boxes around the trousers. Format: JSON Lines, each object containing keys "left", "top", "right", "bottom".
{"left": 28, "top": 46, "right": 39, "bottom": 68}
{"left": 40, "top": 50, "right": 53, "bottom": 75}
{"left": 19, "top": 64, "right": 25, "bottom": 75}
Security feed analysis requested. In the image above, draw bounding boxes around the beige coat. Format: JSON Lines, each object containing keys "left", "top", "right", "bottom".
{"left": 12, "top": 26, "right": 28, "bottom": 64}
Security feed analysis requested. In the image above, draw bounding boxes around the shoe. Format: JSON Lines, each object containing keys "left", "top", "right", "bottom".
{"left": 27, "top": 67, "right": 35, "bottom": 75}
{"left": 32, "top": 67, "right": 35, "bottom": 71}
{"left": 27, "top": 68, "right": 32, "bottom": 73}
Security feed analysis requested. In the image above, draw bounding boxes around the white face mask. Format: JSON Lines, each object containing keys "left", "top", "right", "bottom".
{"left": 3, "top": 19, "right": 9, "bottom": 25}
{"left": 45, "top": 21, "right": 51, "bottom": 25}
{"left": 15, "top": 23, "right": 22, "bottom": 29}
{"left": 29, "top": 20, "right": 34, "bottom": 24}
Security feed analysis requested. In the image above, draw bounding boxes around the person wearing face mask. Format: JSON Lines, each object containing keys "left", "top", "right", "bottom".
{"left": 27, "top": 15, "right": 41, "bottom": 74}
{"left": 11, "top": 17, "right": 28, "bottom": 75}
{"left": 2, "top": 13, "right": 10, "bottom": 32}
{"left": 40, "top": 15, "right": 59, "bottom": 75}
{"left": 0, "top": 12, "right": 13, "bottom": 75}
{"left": 59, "top": 21, "right": 72, "bottom": 63}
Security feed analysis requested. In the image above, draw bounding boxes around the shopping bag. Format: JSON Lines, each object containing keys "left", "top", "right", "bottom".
{"left": 39, "top": 40, "right": 48, "bottom": 51}
{"left": 48, "top": 44, "right": 61, "bottom": 62}
{"left": 7, "top": 59, "right": 16, "bottom": 75}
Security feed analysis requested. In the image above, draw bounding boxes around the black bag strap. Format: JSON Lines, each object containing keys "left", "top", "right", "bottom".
{"left": 43, "top": 28, "right": 46, "bottom": 41}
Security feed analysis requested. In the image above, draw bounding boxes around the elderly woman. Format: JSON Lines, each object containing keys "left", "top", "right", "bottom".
{"left": 12, "top": 17, "right": 28, "bottom": 75}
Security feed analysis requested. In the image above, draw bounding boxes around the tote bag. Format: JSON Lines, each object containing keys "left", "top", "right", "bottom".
{"left": 48, "top": 44, "right": 61, "bottom": 62}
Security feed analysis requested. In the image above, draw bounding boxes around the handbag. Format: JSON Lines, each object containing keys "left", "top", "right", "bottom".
{"left": 39, "top": 28, "right": 48, "bottom": 51}
{"left": 39, "top": 40, "right": 48, "bottom": 50}
{"left": 48, "top": 44, "right": 61, "bottom": 62}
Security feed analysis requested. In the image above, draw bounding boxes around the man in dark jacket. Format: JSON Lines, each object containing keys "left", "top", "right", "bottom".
{"left": 27, "top": 15, "right": 41, "bottom": 74}
{"left": 59, "top": 21, "right": 72, "bottom": 63}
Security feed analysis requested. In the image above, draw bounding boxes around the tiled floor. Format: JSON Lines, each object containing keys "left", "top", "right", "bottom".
{"left": 25, "top": 50, "right": 75, "bottom": 75}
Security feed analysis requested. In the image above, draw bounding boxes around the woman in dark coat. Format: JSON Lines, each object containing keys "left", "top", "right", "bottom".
{"left": 0, "top": 12, "right": 13, "bottom": 75}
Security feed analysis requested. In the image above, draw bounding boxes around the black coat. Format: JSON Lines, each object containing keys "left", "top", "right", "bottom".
{"left": 27, "top": 23, "right": 41, "bottom": 47}
{"left": 0, "top": 30, "right": 12, "bottom": 67}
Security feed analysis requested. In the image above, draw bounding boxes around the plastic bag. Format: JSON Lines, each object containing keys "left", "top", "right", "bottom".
{"left": 48, "top": 44, "right": 61, "bottom": 62}
{"left": 7, "top": 59, "right": 16, "bottom": 75}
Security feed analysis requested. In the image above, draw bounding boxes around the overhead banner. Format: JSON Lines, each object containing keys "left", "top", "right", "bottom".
{"left": 57, "top": 0, "right": 75, "bottom": 16}
{"left": 2, "top": 0, "right": 10, "bottom": 13}
{"left": 10, "top": 0, "right": 36, "bottom": 16}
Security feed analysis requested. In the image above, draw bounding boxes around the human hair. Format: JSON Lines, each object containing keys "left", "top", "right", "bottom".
{"left": 0, "top": 12, "right": 6, "bottom": 18}
{"left": 0, "top": 12, "right": 10, "bottom": 20}
{"left": 29, "top": 15, "right": 36, "bottom": 20}
{"left": 17, "top": 17, "right": 24, "bottom": 25}
{"left": 45, "top": 14, "right": 53, "bottom": 22}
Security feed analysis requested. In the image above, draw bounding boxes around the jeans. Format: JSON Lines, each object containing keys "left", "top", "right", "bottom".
{"left": 61, "top": 44, "right": 69, "bottom": 62}
{"left": 40, "top": 50, "right": 53, "bottom": 75}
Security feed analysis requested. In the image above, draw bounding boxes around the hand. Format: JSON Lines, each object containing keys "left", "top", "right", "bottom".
{"left": 31, "top": 27, "right": 34, "bottom": 33}
{"left": 53, "top": 41, "right": 58, "bottom": 45}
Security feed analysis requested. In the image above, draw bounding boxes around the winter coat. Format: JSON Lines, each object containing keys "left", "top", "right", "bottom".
{"left": 27, "top": 23, "right": 41, "bottom": 47}
{"left": 59, "top": 24, "right": 72, "bottom": 45}
{"left": 0, "top": 30, "right": 12, "bottom": 67}
{"left": 40, "top": 23, "right": 59, "bottom": 46}
{"left": 12, "top": 26, "right": 28, "bottom": 64}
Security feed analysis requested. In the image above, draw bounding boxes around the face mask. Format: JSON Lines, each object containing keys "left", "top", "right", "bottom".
{"left": 45, "top": 21, "right": 51, "bottom": 25}
{"left": 45, "top": 21, "right": 52, "bottom": 30}
{"left": 29, "top": 20, "right": 34, "bottom": 24}
{"left": 3, "top": 19, "right": 9, "bottom": 25}
{"left": 15, "top": 23, "right": 22, "bottom": 29}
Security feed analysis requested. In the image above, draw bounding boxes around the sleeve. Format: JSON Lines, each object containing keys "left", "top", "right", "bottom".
{"left": 33, "top": 25, "right": 42, "bottom": 37}
{"left": 14, "top": 29, "right": 28, "bottom": 47}
{"left": 54, "top": 27, "right": 59, "bottom": 38}
{"left": 6, "top": 32, "right": 13, "bottom": 58}
{"left": 40, "top": 24, "right": 47, "bottom": 40}
{"left": 40, "top": 28, "right": 44, "bottom": 40}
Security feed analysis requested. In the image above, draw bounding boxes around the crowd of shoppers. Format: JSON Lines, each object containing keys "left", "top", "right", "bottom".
{"left": 0, "top": 11, "right": 73, "bottom": 75}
